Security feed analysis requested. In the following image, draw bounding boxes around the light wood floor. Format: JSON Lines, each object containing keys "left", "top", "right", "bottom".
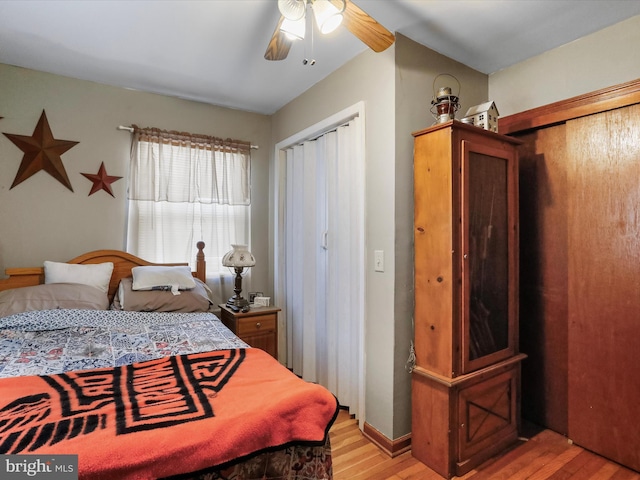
{"left": 329, "top": 409, "right": 640, "bottom": 480}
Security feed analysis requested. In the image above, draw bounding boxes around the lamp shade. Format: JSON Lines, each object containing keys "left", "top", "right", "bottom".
{"left": 222, "top": 245, "right": 256, "bottom": 268}
{"left": 281, "top": 16, "right": 306, "bottom": 40}
{"left": 312, "top": 0, "right": 344, "bottom": 34}
{"left": 278, "top": 0, "right": 305, "bottom": 21}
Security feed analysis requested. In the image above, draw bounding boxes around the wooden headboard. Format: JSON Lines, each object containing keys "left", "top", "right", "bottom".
{"left": 0, "top": 241, "right": 206, "bottom": 302}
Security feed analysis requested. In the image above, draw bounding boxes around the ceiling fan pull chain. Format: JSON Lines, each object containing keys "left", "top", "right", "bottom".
{"left": 303, "top": 4, "right": 316, "bottom": 66}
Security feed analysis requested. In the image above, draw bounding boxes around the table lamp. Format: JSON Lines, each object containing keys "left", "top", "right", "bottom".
{"left": 222, "top": 244, "right": 255, "bottom": 311}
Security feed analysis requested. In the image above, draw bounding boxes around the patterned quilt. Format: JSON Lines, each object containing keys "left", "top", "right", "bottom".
{"left": 0, "top": 309, "right": 249, "bottom": 378}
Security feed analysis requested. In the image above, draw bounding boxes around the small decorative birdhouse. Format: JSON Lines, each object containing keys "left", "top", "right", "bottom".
{"left": 462, "top": 101, "right": 500, "bottom": 133}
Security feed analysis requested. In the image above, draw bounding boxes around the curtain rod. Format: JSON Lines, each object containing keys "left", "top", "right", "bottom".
{"left": 117, "top": 125, "right": 258, "bottom": 150}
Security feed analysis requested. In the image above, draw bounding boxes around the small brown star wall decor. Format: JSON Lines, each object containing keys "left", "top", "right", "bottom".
{"left": 3, "top": 110, "right": 79, "bottom": 191}
{"left": 81, "top": 162, "right": 122, "bottom": 197}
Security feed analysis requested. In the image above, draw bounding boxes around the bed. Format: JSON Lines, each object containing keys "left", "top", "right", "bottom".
{"left": 0, "top": 242, "right": 337, "bottom": 480}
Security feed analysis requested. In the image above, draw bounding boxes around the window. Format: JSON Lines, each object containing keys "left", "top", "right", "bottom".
{"left": 126, "top": 127, "right": 251, "bottom": 275}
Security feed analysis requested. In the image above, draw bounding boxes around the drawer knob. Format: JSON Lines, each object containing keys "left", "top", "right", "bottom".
{"left": 256, "top": 322, "right": 261, "bottom": 328}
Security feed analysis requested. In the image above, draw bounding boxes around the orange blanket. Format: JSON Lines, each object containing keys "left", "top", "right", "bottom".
{"left": 0, "top": 348, "right": 338, "bottom": 479}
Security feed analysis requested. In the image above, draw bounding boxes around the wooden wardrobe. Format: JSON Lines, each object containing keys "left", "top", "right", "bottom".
{"left": 411, "top": 122, "right": 525, "bottom": 478}
{"left": 500, "top": 79, "right": 640, "bottom": 473}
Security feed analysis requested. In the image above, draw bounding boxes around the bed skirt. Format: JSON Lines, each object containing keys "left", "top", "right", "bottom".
{"left": 166, "top": 436, "right": 333, "bottom": 480}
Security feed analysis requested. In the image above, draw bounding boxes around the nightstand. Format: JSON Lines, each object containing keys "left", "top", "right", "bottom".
{"left": 218, "top": 304, "right": 280, "bottom": 359}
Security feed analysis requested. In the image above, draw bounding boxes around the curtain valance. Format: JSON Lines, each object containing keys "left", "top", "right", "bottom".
{"left": 128, "top": 126, "right": 251, "bottom": 205}
{"left": 131, "top": 126, "right": 251, "bottom": 153}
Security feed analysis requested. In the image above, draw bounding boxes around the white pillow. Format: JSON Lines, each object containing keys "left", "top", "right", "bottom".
{"left": 131, "top": 265, "right": 196, "bottom": 295}
{"left": 44, "top": 261, "right": 114, "bottom": 294}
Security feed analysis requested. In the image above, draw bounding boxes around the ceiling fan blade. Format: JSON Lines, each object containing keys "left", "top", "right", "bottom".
{"left": 264, "top": 16, "right": 293, "bottom": 61}
{"left": 333, "top": 0, "right": 395, "bottom": 53}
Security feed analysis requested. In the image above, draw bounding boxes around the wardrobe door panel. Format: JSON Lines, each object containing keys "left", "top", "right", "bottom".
{"left": 567, "top": 104, "right": 640, "bottom": 472}
{"left": 518, "top": 127, "right": 569, "bottom": 435}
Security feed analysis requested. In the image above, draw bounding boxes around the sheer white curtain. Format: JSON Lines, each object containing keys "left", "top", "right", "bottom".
{"left": 127, "top": 127, "right": 251, "bottom": 300}
{"left": 284, "top": 117, "right": 364, "bottom": 418}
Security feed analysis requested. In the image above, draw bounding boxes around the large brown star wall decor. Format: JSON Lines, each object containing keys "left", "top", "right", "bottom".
{"left": 3, "top": 110, "right": 79, "bottom": 191}
{"left": 81, "top": 162, "right": 122, "bottom": 197}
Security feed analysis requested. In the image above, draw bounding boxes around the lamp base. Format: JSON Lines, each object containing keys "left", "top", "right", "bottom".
{"left": 226, "top": 295, "right": 250, "bottom": 312}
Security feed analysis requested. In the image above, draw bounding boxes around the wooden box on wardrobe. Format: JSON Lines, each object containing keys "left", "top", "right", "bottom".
{"left": 411, "top": 121, "right": 526, "bottom": 478}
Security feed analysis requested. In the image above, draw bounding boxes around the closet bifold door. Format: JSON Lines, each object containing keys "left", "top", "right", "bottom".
{"left": 460, "top": 140, "right": 518, "bottom": 374}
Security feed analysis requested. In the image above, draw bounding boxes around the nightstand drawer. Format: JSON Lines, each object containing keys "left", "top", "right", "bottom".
{"left": 237, "top": 314, "right": 277, "bottom": 336}
{"left": 218, "top": 304, "right": 280, "bottom": 359}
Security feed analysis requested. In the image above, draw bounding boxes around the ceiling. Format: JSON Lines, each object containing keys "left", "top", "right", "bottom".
{"left": 0, "top": 1, "right": 639, "bottom": 115}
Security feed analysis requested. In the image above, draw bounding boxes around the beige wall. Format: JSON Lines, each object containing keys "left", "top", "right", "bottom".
{"left": 271, "top": 34, "right": 488, "bottom": 439}
{"left": 393, "top": 34, "right": 488, "bottom": 437}
{"left": 272, "top": 43, "right": 399, "bottom": 437}
{"left": 0, "top": 64, "right": 272, "bottom": 301}
{"left": 490, "top": 15, "right": 640, "bottom": 117}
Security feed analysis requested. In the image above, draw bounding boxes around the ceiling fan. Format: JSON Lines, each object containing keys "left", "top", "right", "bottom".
{"left": 264, "top": 0, "right": 395, "bottom": 62}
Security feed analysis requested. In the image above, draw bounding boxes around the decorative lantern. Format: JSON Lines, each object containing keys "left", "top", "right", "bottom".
{"left": 430, "top": 74, "right": 461, "bottom": 124}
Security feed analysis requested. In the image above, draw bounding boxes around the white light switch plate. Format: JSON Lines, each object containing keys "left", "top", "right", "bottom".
{"left": 374, "top": 250, "right": 384, "bottom": 272}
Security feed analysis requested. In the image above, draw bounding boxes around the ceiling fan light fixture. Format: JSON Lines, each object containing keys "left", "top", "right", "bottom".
{"left": 312, "top": 0, "right": 344, "bottom": 34}
{"left": 281, "top": 17, "right": 306, "bottom": 41}
{"left": 278, "top": 0, "right": 306, "bottom": 21}
{"left": 266, "top": 0, "right": 395, "bottom": 62}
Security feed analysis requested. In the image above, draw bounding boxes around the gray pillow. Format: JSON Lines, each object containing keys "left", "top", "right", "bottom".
{"left": 0, "top": 283, "right": 110, "bottom": 318}
{"left": 112, "top": 277, "right": 212, "bottom": 312}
